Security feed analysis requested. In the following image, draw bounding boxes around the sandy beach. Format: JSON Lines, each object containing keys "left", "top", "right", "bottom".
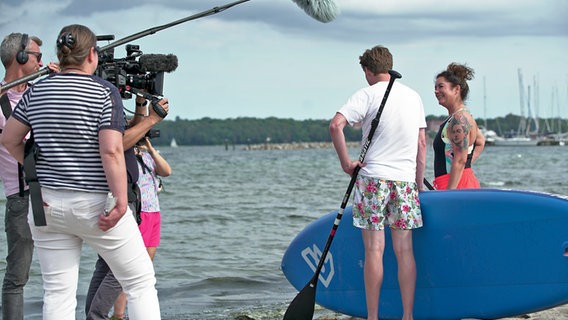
{"left": 311, "top": 304, "right": 568, "bottom": 320}
{"left": 499, "top": 304, "right": 568, "bottom": 320}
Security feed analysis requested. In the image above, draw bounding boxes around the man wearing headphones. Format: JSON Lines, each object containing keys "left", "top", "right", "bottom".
{"left": 0, "top": 32, "right": 58, "bottom": 319}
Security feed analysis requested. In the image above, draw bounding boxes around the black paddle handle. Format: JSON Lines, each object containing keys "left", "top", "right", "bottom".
{"left": 424, "top": 178, "right": 435, "bottom": 190}
{"left": 309, "top": 70, "right": 402, "bottom": 284}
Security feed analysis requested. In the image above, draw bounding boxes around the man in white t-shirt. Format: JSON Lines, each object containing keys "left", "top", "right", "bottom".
{"left": 329, "top": 45, "right": 426, "bottom": 320}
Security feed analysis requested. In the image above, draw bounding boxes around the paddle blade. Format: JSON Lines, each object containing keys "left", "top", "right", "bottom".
{"left": 291, "top": 0, "right": 340, "bottom": 23}
{"left": 283, "top": 283, "right": 317, "bottom": 320}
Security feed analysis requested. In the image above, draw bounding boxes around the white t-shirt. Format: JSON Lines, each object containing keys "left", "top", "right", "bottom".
{"left": 0, "top": 83, "right": 26, "bottom": 197}
{"left": 338, "top": 81, "right": 426, "bottom": 182}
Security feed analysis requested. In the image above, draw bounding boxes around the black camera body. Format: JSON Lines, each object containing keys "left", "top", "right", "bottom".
{"left": 95, "top": 37, "right": 177, "bottom": 100}
{"left": 137, "top": 128, "right": 160, "bottom": 145}
{"left": 146, "top": 128, "right": 161, "bottom": 139}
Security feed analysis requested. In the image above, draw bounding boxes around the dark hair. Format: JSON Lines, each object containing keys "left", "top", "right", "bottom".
{"left": 359, "top": 45, "right": 393, "bottom": 75}
{"left": 56, "top": 24, "right": 96, "bottom": 69}
{"left": 436, "top": 63, "right": 475, "bottom": 101}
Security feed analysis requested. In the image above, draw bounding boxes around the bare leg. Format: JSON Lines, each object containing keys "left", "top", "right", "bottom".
{"left": 391, "top": 229, "right": 416, "bottom": 320}
{"left": 111, "top": 292, "right": 127, "bottom": 319}
{"left": 361, "top": 229, "right": 385, "bottom": 320}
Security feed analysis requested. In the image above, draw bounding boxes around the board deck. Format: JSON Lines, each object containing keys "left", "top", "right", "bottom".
{"left": 281, "top": 189, "right": 568, "bottom": 319}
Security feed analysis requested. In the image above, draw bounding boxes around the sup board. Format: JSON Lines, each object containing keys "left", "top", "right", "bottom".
{"left": 281, "top": 188, "right": 568, "bottom": 319}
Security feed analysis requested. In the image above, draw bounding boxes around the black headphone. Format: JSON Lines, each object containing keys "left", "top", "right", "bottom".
{"left": 57, "top": 32, "right": 75, "bottom": 50}
{"left": 16, "top": 33, "right": 29, "bottom": 65}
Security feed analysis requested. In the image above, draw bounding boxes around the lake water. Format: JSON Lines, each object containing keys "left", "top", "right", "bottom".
{"left": 0, "top": 144, "right": 566, "bottom": 319}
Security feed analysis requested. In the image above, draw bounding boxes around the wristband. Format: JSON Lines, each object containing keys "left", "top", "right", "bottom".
{"left": 136, "top": 100, "right": 147, "bottom": 107}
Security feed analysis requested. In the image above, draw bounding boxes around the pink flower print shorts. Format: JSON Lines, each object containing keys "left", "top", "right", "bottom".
{"left": 352, "top": 176, "right": 423, "bottom": 231}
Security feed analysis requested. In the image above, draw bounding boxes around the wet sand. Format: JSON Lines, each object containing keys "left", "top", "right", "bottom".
{"left": 499, "top": 304, "right": 568, "bottom": 320}
{"left": 310, "top": 303, "right": 568, "bottom": 320}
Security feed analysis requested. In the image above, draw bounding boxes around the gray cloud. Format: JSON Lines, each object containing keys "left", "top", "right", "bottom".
{"left": 3, "top": 0, "right": 565, "bottom": 44}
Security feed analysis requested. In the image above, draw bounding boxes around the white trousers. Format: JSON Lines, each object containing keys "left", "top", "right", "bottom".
{"left": 29, "top": 188, "right": 161, "bottom": 320}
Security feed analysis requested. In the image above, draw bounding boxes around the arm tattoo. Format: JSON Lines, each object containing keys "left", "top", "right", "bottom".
{"left": 448, "top": 113, "right": 471, "bottom": 150}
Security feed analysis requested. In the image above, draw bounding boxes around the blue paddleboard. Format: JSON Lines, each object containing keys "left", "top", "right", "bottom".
{"left": 281, "top": 189, "right": 568, "bottom": 319}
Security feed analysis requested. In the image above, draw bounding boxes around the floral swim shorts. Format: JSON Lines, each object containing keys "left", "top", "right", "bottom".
{"left": 352, "top": 176, "right": 423, "bottom": 231}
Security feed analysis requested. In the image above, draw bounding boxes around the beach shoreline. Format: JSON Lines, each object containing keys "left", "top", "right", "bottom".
{"left": 498, "top": 304, "right": 568, "bottom": 320}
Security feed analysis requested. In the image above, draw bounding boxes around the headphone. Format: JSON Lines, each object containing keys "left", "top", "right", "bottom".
{"left": 57, "top": 32, "right": 75, "bottom": 50}
{"left": 16, "top": 33, "right": 29, "bottom": 65}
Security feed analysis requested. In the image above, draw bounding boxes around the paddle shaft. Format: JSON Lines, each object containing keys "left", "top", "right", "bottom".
{"left": 423, "top": 178, "right": 435, "bottom": 190}
{"left": 283, "top": 70, "right": 402, "bottom": 320}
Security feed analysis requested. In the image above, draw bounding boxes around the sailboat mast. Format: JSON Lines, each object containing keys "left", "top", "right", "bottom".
{"left": 483, "top": 76, "right": 487, "bottom": 128}
{"left": 533, "top": 75, "right": 540, "bottom": 135}
{"left": 517, "top": 68, "right": 527, "bottom": 136}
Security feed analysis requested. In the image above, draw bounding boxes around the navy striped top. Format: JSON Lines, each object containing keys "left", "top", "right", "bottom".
{"left": 12, "top": 73, "right": 125, "bottom": 192}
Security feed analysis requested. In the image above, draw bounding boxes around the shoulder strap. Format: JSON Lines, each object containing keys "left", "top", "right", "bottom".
{"left": 0, "top": 93, "right": 11, "bottom": 119}
{"left": 135, "top": 151, "right": 161, "bottom": 192}
{"left": 135, "top": 152, "right": 152, "bottom": 174}
{"left": 23, "top": 132, "right": 46, "bottom": 226}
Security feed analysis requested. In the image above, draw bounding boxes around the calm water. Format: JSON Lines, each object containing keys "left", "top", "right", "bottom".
{"left": 0, "top": 144, "right": 566, "bottom": 319}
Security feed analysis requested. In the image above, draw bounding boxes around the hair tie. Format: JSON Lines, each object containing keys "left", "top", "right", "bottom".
{"left": 57, "top": 33, "right": 75, "bottom": 49}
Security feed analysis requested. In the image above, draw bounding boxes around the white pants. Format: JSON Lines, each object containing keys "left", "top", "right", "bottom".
{"left": 29, "top": 188, "right": 161, "bottom": 320}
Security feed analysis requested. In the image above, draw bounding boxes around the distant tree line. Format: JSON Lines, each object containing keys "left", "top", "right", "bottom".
{"left": 148, "top": 114, "right": 568, "bottom": 146}
{"left": 426, "top": 114, "right": 567, "bottom": 138}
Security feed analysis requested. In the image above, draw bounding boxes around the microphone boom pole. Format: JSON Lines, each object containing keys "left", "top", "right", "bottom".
{"left": 1, "top": 0, "right": 339, "bottom": 92}
{"left": 1, "top": 0, "right": 251, "bottom": 92}
{"left": 0, "top": 68, "right": 51, "bottom": 92}
{"left": 96, "top": 0, "right": 251, "bottom": 53}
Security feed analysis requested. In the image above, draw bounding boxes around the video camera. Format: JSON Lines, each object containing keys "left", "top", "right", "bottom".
{"left": 95, "top": 35, "right": 178, "bottom": 100}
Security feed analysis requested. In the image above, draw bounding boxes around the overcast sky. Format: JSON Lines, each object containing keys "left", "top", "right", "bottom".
{"left": 1, "top": 0, "right": 566, "bottom": 121}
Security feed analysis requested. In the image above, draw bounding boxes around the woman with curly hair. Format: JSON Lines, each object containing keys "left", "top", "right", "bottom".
{"left": 433, "top": 63, "right": 485, "bottom": 190}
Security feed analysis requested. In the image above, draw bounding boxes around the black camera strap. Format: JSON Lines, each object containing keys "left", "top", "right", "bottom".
{"left": 22, "top": 131, "right": 46, "bottom": 226}
{"left": 0, "top": 93, "right": 26, "bottom": 197}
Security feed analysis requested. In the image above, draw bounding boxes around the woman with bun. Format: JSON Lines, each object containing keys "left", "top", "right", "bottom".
{"left": 432, "top": 63, "right": 485, "bottom": 190}
{"left": 1, "top": 24, "right": 161, "bottom": 319}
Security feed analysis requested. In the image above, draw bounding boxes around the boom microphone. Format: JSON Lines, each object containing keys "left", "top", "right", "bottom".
{"left": 139, "top": 54, "right": 178, "bottom": 73}
{"left": 291, "top": 0, "right": 340, "bottom": 23}
{"left": 2, "top": 0, "right": 340, "bottom": 91}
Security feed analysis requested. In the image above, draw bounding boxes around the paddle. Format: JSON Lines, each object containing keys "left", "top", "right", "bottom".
{"left": 283, "top": 69, "right": 402, "bottom": 320}
{"left": 423, "top": 178, "right": 435, "bottom": 190}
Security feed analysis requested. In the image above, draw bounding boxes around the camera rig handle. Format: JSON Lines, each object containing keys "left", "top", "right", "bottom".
{"left": 128, "top": 87, "right": 168, "bottom": 119}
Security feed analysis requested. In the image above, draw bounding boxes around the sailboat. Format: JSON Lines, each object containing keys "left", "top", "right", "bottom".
{"left": 170, "top": 137, "right": 178, "bottom": 148}
{"left": 493, "top": 69, "right": 540, "bottom": 146}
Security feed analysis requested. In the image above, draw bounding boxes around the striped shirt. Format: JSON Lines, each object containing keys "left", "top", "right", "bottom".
{"left": 11, "top": 73, "right": 125, "bottom": 192}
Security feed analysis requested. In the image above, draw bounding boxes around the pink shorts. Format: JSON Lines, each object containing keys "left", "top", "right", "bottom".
{"left": 138, "top": 211, "right": 161, "bottom": 247}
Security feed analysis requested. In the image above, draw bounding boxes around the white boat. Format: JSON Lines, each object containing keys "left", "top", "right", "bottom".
{"left": 479, "top": 126, "right": 497, "bottom": 146}
{"left": 170, "top": 138, "right": 178, "bottom": 148}
{"left": 491, "top": 69, "right": 541, "bottom": 147}
{"left": 493, "top": 136, "right": 540, "bottom": 146}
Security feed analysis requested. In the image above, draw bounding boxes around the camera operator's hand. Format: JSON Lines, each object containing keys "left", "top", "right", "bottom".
{"left": 149, "top": 97, "right": 169, "bottom": 120}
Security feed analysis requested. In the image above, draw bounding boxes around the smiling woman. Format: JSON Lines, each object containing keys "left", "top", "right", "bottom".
{"left": 432, "top": 63, "right": 484, "bottom": 190}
